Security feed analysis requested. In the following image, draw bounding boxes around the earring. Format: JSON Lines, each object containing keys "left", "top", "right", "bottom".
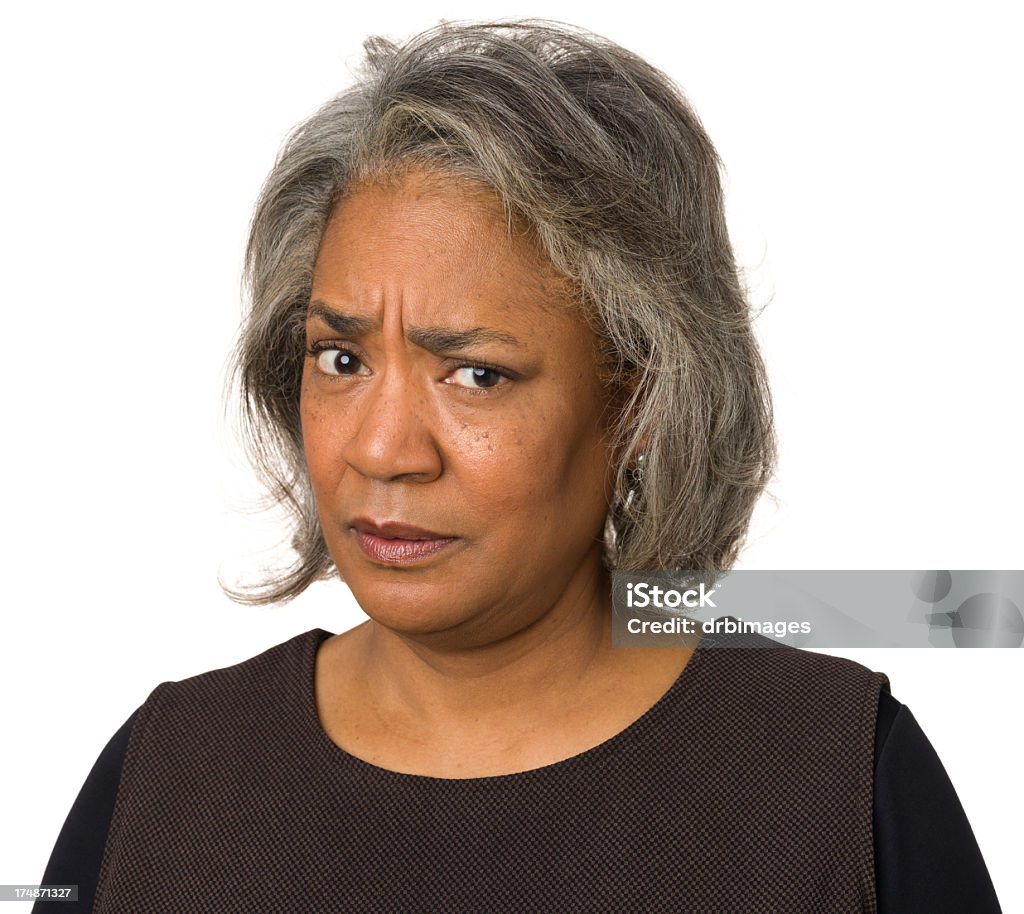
{"left": 604, "top": 452, "right": 646, "bottom": 565}
{"left": 624, "top": 452, "right": 646, "bottom": 510}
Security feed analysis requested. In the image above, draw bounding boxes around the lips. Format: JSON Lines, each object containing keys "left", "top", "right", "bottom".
{"left": 350, "top": 517, "right": 458, "bottom": 565}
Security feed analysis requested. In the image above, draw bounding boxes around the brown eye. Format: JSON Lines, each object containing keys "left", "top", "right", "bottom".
{"left": 315, "top": 349, "right": 364, "bottom": 376}
{"left": 447, "top": 365, "right": 506, "bottom": 389}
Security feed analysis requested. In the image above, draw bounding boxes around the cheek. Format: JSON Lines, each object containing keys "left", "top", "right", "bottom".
{"left": 453, "top": 401, "right": 605, "bottom": 518}
{"left": 448, "top": 419, "right": 532, "bottom": 480}
{"left": 299, "top": 383, "right": 346, "bottom": 493}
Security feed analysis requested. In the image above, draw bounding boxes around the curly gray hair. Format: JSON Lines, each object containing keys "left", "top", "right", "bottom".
{"left": 224, "top": 18, "right": 776, "bottom": 605}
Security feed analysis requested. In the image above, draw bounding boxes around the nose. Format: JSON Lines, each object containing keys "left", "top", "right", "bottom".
{"left": 339, "top": 366, "right": 444, "bottom": 484}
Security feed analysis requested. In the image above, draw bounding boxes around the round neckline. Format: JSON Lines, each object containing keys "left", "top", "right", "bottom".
{"left": 303, "top": 626, "right": 708, "bottom": 786}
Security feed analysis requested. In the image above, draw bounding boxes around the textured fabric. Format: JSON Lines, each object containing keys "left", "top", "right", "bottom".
{"left": 34, "top": 689, "right": 1006, "bottom": 914}
{"left": 88, "top": 627, "right": 888, "bottom": 913}
{"left": 34, "top": 666, "right": 1005, "bottom": 914}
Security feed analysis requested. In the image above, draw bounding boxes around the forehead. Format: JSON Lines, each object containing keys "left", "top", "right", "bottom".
{"left": 310, "top": 170, "right": 577, "bottom": 330}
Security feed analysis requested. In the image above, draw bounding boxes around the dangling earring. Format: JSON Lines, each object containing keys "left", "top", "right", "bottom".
{"left": 604, "top": 452, "right": 646, "bottom": 565}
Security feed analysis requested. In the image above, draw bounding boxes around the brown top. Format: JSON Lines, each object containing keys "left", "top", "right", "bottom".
{"left": 91, "top": 627, "right": 888, "bottom": 913}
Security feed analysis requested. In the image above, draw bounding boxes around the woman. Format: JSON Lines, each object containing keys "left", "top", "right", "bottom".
{"left": 35, "top": 20, "right": 1002, "bottom": 913}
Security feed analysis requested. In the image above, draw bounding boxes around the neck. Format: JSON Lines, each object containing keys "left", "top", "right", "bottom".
{"left": 351, "top": 557, "right": 616, "bottom": 734}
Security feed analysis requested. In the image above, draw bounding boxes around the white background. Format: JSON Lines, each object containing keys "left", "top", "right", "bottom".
{"left": 3, "top": 1, "right": 1020, "bottom": 910}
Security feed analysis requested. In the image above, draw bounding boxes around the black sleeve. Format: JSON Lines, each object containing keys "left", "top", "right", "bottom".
{"left": 32, "top": 708, "right": 139, "bottom": 914}
{"left": 874, "top": 690, "right": 1003, "bottom": 913}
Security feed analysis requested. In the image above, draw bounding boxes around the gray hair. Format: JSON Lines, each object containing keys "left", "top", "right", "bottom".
{"left": 223, "top": 18, "right": 776, "bottom": 605}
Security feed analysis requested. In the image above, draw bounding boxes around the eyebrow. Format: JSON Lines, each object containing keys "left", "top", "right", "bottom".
{"left": 306, "top": 301, "right": 526, "bottom": 352}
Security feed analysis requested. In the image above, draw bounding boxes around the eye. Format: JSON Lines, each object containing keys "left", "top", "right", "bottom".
{"left": 446, "top": 365, "right": 507, "bottom": 390}
{"left": 311, "top": 346, "right": 366, "bottom": 377}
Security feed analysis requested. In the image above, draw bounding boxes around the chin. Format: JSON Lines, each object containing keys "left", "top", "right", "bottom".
{"left": 343, "top": 574, "right": 478, "bottom": 637}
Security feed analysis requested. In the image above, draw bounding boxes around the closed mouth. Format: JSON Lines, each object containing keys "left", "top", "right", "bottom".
{"left": 350, "top": 525, "right": 459, "bottom": 565}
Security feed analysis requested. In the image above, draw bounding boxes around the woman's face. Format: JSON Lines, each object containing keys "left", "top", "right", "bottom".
{"left": 301, "top": 169, "right": 616, "bottom": 646}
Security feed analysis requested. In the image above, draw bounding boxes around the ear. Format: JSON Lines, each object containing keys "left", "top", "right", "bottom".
{"left": 633, "top": 429, "right": 651, "bottom": 459}
{"left": 605, "top": 371, "right": 650, "bottom": 470}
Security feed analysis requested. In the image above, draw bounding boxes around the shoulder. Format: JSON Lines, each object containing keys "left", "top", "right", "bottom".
{"left": 122, "top": 628, "right": 333, "bottom": 765}
{"left": 142, "top": 628, "right": 331, "bottom": 714}
{"left": 679, "top": 632, "right": 890, "bottom": 779}
{"left": 696, "top": 626, "right": 891, "bottom": 705}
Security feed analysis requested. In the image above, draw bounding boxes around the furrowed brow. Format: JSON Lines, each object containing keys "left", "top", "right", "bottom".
{"left": 307, "top": 301, "right": 524, "bottom": 352}
{"left": 306, "top": 302, "right": 376, "bottom": 336}
{"left": 406, "top": 325, "right": 524, "bottom": 353}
